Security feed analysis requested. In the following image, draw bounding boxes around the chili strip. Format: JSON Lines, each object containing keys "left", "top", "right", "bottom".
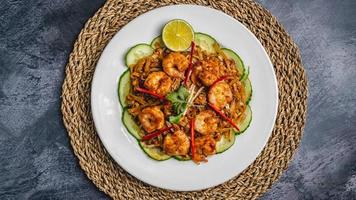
{"left": 136, "top": 87, "right": 165, "bottom": 100}
{"left": 184, "top": 42, "right": 196, "bottom": 86}
{"left": 210, "top": 75, "right": 231, "bottom": 88}
{"left": 141, "top": 127, "right": 172, "bottom": 141}
{"left": 208, "top": 103, "right": 240, "bottom": 131}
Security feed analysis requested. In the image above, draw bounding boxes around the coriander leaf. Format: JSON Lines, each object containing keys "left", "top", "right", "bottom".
{"left": 166, "top": 86, "right": 189, "bottom": 104}
{"left": 169, "top": 113, "right": 183, "bottom": 124}
{"left": 166, "top": 92, "right": 184, "bottom": 103}
{"left": 178, "top": 102, "right": 187, "bottom": 113}
{"left": 166, "top": 86, "right": 190, "bottom": 114}
{"left": 166, "top": 86, "right": 190, "bottom": 124}
{"left": 178, "top": 86, "right": 189, "bottom": 99}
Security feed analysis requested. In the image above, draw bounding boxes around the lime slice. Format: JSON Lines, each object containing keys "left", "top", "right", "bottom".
{"left": 162, "top": 19, "right": 194, "bottom": 51}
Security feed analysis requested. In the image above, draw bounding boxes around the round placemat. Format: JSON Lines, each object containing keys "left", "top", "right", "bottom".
{"left": 61, "top": 0, "right": 308, "bottom": 199}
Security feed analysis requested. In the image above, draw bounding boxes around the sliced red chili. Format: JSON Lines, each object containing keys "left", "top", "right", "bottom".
{"left": 208, "top": 103, "right": 240, "bottom": 131}
{"left": 136, "top": 87, "right": 165, "bottom": 100}
{"left": 141, "top": 126, "right": 172, "bottom": 141}
{"left": 184, "top": 42, "right": 196, "bottom": 86}
{"left": 210, "top": 75, "right": 231, "bottom": 88}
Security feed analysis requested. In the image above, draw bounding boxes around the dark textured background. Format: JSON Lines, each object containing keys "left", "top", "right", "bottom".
{"left": 0, "top": 0, "right": 355, "bottom": 199}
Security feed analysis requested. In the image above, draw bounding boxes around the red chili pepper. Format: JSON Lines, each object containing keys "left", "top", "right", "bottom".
{"left": 136, "top": 87, "right": 165, "bottom": 100}
{"left": 208, "top": 103, "right": 240, "bottom": 131}
{"left": 190, "top": 118, "right": 196, "bottom": 159}
{"left": 210, "top": 75, "right": 231, "bottom": 88}
{"left": 184, "top": 42, "right": 196, "bottom": 86}
{"left": 141, "top": 127, "right": 172, "bottom": 141}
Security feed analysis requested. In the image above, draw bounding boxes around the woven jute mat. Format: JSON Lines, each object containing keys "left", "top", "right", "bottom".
{"left": 61, "top": 0, "right": 308, "bottom": 199}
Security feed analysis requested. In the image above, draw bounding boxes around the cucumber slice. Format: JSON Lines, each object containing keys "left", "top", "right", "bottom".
{"left": 123, "top": 108, "right": 171, "bottom": 160}
{"left": 139, "top": 142, "right": 171, "bottom": 161}
{"left": 221, "top": 48, "right": 245, "bottom": 78}
{"left": 241, "top": 66, "right": 249, "bottom": 81}
{"left": 244, "top": 78, "right": 252, "bottom": 104}
{"left": 150, "top": 35, "right": 165, "bottom": 49}
{"left": 125, "top": 44, "right": 154, "bottom": 67}
{"left": 194, "top": 32, "right": 219, "bottom": 54}
{"left": 235, "top": 105, "right": 252, "bottom": 135}
{"left": 174, "top": 155, "right": 191, "bottom": 161}
{"left": 216, "top": 130, "right": 236, "bottom": 153}
{"left": 118, "top": 70, "right": 131, "bottom": 107}
{"left": 122, "top": 109, "right": 142, "bottom": 140}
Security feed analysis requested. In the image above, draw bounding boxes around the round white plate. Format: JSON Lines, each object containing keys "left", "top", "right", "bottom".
{"left": 91, "top": 5, "right": 278, "bottom": 191}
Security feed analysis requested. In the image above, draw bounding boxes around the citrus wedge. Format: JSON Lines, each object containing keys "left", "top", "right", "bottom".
{"left": 162, "top": 19, "right": 194, "bottom": 51}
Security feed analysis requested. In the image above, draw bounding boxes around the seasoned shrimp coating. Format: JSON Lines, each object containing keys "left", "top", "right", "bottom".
{"left": 162, "top": 52, "right": 189, "bottom": 78}
{"left": 208, "top": 81, "right": 233, "bottom": 109}
{"left": 194, "top": 135, "right": 216, "bottom": 161}
{"left": 194, "top": 110, "right": 219, "bottom": 135}
{"left": 195, "top": 59, "right": 222, "bottom": 86}
{"left": 199, "top": 69, "right": 219, "bottom": 86}
{"left": 138, "top": 106, "right": 165, "bottom": 133}
{"left": 163, "top": 130, "right": 190, "bottom": 156}
{"left": 144, "top": 71, "right": 173, "bottom": 95}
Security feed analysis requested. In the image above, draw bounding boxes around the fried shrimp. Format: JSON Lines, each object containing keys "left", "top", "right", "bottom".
{"left": 144, "top": 71, "right": 173, "bottom": 95}
{"left": 138, "top": 106, "right": 165, "bottom": 133}
{"left": 162, "top": 52, "right": 189, "bottom": 78}
{"left": 199, "top": 69, "right": 219, "bottom": 86}
{"left": 208, "top": 81, "right": 233, "bottom": 109}
{"left": 194, "top": 59, "right": 222, "bottom": 86}
{"left": 194, "top": 135, "right": 216, "bottom": 161}
{"left": 163, "top": 130, "right": 190, "bottom": 156}
{"left": 194, "top": 110, "right": 218, "bottom": 135}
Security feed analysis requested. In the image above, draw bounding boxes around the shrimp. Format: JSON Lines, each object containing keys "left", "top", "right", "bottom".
{"left": 194, "top": 110, "right": 219, "bottom": 135}
{"left": 194, "top": 135, "right": 216, "bottom": 162}
{"left": 195, "top": 59, "right": 222, "bottom": 86}
{"left": 138, "top": 106, "right": 165, "bottom": 133}
{"left": 144, "top": 71, "right": 173, "bottom": 95}
{"left": 162, "top": 52, "right": 189, "bottom": 78}
{"left": 208, "top": 81, "right": 233, "bottom": 109}
{"left": 163, "top": 130, "right": 190, "bottom": 156}
{"left": 199, "top": 70, "right": 219, "bottom": 86}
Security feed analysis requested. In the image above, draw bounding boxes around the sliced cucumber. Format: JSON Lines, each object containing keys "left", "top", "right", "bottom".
{"left": 174, "top": 155, "right": 191, "bottom": 161}
{"left": 125, "top": 44, "right": 154, "bottom": 67}
{"left": 216, "top": 130, "right": 236, "bottom": 153}
{"left": 221, "top": 48, "right": 245, "bottom": 78}
{"left": 241, "top": 66, "right": 249, "bottom": 81}
{"left": 194, "top": 32, "right": 219, "bottom": 54}
{"left": 243, "top": 78, "right": 252, "bottom": 104}
{"left": 139, "top": 142, "right": 171, "bottom": 161}
{"left": 118, "top": 70, "right": 131, "bottom": 108}
{"left": 122, "top": 109, "right": 142, "bottom": 140}
{"left": 235, "top": 105, "right": 252, "bottom": 135}
{"left": 150, "top": 35, "right": 165, "bottom": 49}
{"left": 123, "top": 106, "right": 171, "bottom": 160}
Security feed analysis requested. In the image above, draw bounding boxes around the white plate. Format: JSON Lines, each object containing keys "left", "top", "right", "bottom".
{"left": 91, "top": 5, "right": 278, "bottom": 191}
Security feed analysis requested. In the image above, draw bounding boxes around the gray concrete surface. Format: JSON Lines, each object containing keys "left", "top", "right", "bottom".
{"left": 0, "top": 0, "right": 355, "bottom": 199}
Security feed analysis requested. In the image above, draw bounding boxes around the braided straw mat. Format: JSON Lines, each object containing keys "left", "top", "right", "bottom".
{"left": 61, "top": 0, "right": 308, "bottom": 199}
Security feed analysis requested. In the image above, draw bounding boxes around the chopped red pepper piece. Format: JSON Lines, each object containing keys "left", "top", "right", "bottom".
{"left": 141, "top": 126, "right": 172, "bottom": 141}
{"left": 136, "top": 87, "right": 165, "bottom": 100}
{"left": 190, "top": 118, "right": 196, "bottom": 159}
{"left": 208, "top": 103, "right": 240, "bottom": 131}
{"left": 183, "top": 42, "right": 196, "bottom": 86}
{"left": 210, "top": 75, "right": 231, "bottom": 88}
